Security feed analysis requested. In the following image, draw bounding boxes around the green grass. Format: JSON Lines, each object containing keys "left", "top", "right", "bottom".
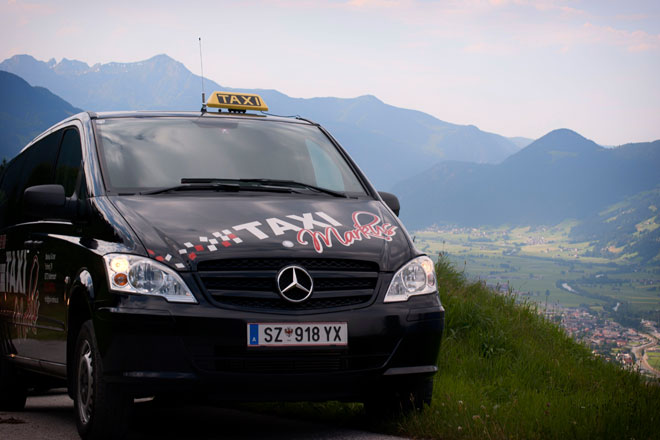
{"left": 649, "top": 351, "right": 660, "bottom": 371}
{"left": 397, "top": 254, "right": 660, "bottom": 439}
{"left": 247, "top": 255, "right": 660, "bottom": 439}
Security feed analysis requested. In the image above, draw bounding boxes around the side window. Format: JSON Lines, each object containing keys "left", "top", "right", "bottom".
{"left": 0, "top": 154, "right": 26, "bottom": 228}
{"left": 55, "top": 129, "right": 83, "bottom": 197}
{"left": 15, "top": 130, "right": 62, "bottom": 225}
{"left": 19, "top": 131, "right": 61, "bottom": 193}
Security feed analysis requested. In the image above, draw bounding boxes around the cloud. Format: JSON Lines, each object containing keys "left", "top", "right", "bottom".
{"left": 458, "top": 5, "right": 660, "bottom": 55}
{"left": 111, "top": 26, "right": 129, "bottom": 38}
{"left": 582, "top": 22, "right": 660, "bottom": 52}
{"left": 56, "top": 25, "right": 82, "bottom": 37}
{"left": 5, "top": 0, "right": 55, "bottom": 15}
{"left": 2, "top": 0, "right": 55, "bottom": 28}
{"left": 526, "top": 1, "right": 586, "bottom": 17}
{"left": 615, "top": 12, "right": 649, "bottom": 21}
{"left": 345, "top": 0, "right": 407, "bottom": 8}
{"left": 463, "top": 41, "right": 515, "bottom": 55}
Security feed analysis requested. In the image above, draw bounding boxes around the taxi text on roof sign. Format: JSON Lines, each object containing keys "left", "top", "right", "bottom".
{"left": 207, "top": 91, "right": 269, "bottom": 111}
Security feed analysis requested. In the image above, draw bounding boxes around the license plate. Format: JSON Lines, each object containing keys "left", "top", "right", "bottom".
{"left": 247, "top": 322, "right": 348, "bottom": 347}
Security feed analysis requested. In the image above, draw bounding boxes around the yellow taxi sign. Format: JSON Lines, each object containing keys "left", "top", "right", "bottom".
{"left": 206, "top": 91, "right": 268, "bottom": 111}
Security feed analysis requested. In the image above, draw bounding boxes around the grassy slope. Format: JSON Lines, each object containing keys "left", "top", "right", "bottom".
{"left": 251, "top": 255, "right": 660, "bottom": 439}
{"left": 648, "top": 352, "right": 660, "bottom": 371}
{"left": 400, "top": 254, "right": 660, "bottom": 439}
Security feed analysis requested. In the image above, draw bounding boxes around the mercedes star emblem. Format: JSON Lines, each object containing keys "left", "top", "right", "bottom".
{"left": 276, "top": 265, "right": 314, "bottom": 303}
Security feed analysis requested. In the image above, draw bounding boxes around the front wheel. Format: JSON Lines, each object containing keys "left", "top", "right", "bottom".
{"left": 364, "top": 377, "right": 434, "bottom": 417}
{"left": 73, "top": 320, "right": 132, "bottom": 440}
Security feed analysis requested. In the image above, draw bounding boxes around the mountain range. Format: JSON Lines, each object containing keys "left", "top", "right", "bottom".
{"left": 0, "top": 54, "right": 524, "bottom": 188}
{"left": 1, "top": 53, "right": 658, "bottom": 263}
{"left": 394, "top": 129, "right": 660, "bottom": 228}
{"left": 0, "top": 70, "right": 81, "bottom": 159}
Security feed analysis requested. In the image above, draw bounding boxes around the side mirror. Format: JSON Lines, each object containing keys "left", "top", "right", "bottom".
{"left": 379, "top": 191, "right": 400, "bottom": 216}
{"left": 23, "top": 184, "right": 67, "bottom": 220}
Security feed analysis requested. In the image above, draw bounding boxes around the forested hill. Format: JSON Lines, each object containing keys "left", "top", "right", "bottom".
{"left": 0, "top": 54, "right": 522, "bottom": 187}
{"left": 394, "top": 129, "right": 660, "bottom": 230}
{"left": 0, "top": 70, "right": 81, "bottom": 160}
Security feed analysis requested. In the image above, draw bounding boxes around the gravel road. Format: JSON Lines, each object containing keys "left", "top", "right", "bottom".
{"left": 0, "top": 390, "right": 407, "bottom": 440}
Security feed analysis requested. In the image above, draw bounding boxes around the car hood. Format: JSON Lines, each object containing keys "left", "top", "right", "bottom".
{"left": 108, "top": 194, "right": 414, "bottom": 272}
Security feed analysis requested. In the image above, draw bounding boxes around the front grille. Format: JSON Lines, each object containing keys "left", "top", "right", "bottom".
{"left": 202, "top": 277, "right": 376, "bottom": 292}
{"left": 197, "top": 258, "right": 378, "bottom": 272}
{"left": 197, "top": 258, "right": 380, "bottom": 313}
{"left": 214, "top": 295, "right": 372, "bottom": 311}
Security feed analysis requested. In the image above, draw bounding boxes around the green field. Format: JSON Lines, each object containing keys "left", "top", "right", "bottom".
{"left": 414, "top": 224, "right": 660, "bottom": 319}
{"left": 649, "top": 351, "right": 660, "bottom": 371}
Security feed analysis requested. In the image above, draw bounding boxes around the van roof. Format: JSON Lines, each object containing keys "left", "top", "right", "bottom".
{"left": 89, "top": 111, "right": 317, "bottom": 125}
{"left": 17, "top": 111, "right": 318, "bottom": 157}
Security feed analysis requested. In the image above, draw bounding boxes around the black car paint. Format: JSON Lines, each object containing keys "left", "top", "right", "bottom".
{"left": 108, "top": 195, "right": 413, "bottom": 270}
{"left": 0, "top": 110, "right": 444, "bottom": 404}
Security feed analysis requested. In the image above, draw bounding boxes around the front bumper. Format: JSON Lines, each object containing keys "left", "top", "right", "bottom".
{"left": 94, "top": 293, "right": 444, "bottom": 402}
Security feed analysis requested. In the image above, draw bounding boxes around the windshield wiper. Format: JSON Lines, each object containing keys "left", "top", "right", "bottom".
{"left": 145, "top": 178, "right": 349, "bottom": 198}
{"left": 142, "top": 179, "right": 299, "bottom": 195}
{"left": 238, "top": 179, "right": 350, "bottom": 198}
{"left": 140, "top": 182, "right": 241, "bottom": 195}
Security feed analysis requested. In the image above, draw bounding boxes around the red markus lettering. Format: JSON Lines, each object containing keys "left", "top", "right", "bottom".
{"left": 297, "top": 211, "right": 397, "bottom": 253}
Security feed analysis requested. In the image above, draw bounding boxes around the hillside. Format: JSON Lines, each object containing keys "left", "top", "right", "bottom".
{"left": 394, "top": 129, "right": 660, "bottom": 230}
{"left": 0, "top": 71, "right": 81, "bottom": 159}
{"left": 400, "top": 255, "right": 660, "bottom": 439}
{"left": 256, "top": 255, "right": 660, "bottom": 439}
{"left": 0, "top": 54, "right": 522, "bottom": 188}
{"left": 571, "top": 187, "right": 660, "bottom": 261}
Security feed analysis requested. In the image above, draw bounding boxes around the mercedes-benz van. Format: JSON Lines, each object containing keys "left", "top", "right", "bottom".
{"left": 0, "top": 92, "right": 444, "bottom": 440}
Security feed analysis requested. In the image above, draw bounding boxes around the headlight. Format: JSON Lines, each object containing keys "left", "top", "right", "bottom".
{"left": 384, "top": 256, "right": 437, "bottom": 303}
{"left": 103, "top": 254, "right": 197, "bottom": 304}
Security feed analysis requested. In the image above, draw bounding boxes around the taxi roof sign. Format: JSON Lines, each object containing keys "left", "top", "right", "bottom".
{"left": 206, "top": 91, "right": 268, "bottom": 112}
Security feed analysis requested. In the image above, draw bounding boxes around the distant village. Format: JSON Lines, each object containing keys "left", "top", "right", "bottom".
{"left": 486, "top": 282, "right": 660, "bottom": 378}
{"left": 545, "top": 304, "right": 659, "bottom": 378}
{"left": 420, "top": 225, "right": 660, "bottom": 378}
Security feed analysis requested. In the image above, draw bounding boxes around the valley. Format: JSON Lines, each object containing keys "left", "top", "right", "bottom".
{"left": 415, "top": 223, "right": 660, "bottom": 317}
{"left": 415, "top": 224, "right": 660, "bottom": 375}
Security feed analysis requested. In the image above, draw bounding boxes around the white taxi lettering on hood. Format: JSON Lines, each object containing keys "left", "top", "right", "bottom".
{"left": 232, "top": 221, "right": 269, "bottom": 240}
{"left": 286, "top": 212, "right": 336, "bottom": 230}
{"left": 266, "top": 218, "right": 301, "bottom": 236}
{"left": 173, "top": 211, "right": 393, "bottom": 261}
{"left": 314, "top": 212, "right": 342, "bottom": 226}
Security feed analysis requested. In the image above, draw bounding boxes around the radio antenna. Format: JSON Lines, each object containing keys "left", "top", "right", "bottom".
{"left": 198, "top": 37, "right": 207, "bottom": 113}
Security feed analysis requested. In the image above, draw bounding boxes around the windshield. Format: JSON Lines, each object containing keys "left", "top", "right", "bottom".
{"left": 93, "top": 117, "right": 367, "bottom": 196}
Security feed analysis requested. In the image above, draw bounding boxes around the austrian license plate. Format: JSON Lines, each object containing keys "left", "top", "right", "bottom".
{"left": 247, "top": 322, "right": 348, "bottom": 347}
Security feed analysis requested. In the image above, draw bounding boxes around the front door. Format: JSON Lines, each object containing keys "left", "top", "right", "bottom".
{"left": 26, "top": 127, "right": 84, "bottom": 366}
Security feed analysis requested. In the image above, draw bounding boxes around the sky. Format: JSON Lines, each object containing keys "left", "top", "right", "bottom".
{"left": 1, "top": 0, "right": 659, "bottom": 145}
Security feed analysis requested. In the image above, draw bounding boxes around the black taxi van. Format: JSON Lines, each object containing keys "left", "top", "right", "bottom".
{"left": 0, "top": 91, "right": 444, "bottom": 439}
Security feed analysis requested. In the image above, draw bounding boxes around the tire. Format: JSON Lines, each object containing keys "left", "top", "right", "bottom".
{"left": 0, "top": 357, "right": 28, "bottom": 411}
{"left": 364, "top": 377, "right": 434, "bottom": 417}
{"left": 73, "top": 320, "right": 132, "bottom": 440}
